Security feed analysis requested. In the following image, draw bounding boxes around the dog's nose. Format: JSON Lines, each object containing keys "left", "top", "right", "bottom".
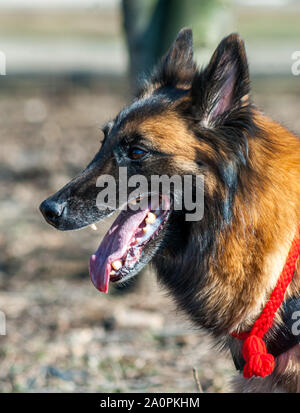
{"left": 39, "top": 199, "right": 65, "bottom": 228}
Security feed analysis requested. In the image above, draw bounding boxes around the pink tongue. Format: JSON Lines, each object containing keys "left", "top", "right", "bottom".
{"left": 89, "top": 207, "right": 149, "bottom": 293}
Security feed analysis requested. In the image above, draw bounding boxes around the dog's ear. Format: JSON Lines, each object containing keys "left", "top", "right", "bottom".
{"left": 192, "top": 33, "right": 250, "bottom": 126}
{"left": 152, "top": 28, "right": 196, "bottom": 88}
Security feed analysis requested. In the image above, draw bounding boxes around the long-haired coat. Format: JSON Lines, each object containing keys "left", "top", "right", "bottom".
{"left": 40, "top": 29, "right": 300, "bottom": 393}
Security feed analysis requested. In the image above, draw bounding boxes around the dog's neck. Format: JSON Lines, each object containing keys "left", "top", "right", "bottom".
{"left": 155, "top": 112, "right": 300, "bottom": 338}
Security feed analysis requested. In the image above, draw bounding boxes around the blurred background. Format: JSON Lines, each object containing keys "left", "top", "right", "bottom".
{"left": 0, "top": 0, "right": 300, "bottom": 393}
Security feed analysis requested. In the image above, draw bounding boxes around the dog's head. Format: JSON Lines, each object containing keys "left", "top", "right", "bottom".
{"left": 40, "top": 29, "right": 255, "bottom": 293}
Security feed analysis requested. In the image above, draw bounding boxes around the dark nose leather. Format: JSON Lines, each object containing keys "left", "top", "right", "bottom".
{"left": 39, "top": 199, "right": 65, "bottom": 228}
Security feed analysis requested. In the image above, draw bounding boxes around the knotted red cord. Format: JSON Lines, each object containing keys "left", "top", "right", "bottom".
{"left": 232, "top": 225, "right": 300, "bottom": 378}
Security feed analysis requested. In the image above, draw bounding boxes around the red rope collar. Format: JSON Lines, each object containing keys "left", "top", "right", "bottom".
{"left": 232, "top": 225, "right": 300, "bottom": 379}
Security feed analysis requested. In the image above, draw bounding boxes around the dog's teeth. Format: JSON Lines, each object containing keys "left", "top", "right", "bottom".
{"left": 143, "top": 226, "right": 148, "bottom": 233}
{"left": 90, "top": 224, "right": 97, "bottom": 231}
{"left": 109, "top": 270, "right": 116, "bottom": 277}
{"left": 145, "top": 212, "right": 156, "bottom": 225}
{"left": 111, "top": 260, "right": 122, "bottom": 271}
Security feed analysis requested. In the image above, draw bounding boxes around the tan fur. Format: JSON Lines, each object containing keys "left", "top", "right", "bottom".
{"left": 136, "top": 109, "right": 300, "bottom": 392}
{"left": 129, "top": 33, "right": 300, "bottom": 391}
{"left": 209, "top": 112, "right": 300, "bottom": 392}
{"left": 111, "top": 104, "right": 300, "bottom": 392}
{"left": 138, "top": 111, "right": 200, "bottom": 160}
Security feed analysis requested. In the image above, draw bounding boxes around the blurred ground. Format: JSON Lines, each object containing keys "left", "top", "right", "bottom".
{"left": 1, "top": 4, "right": 300, "bottom": 76}
{"left": 0, "top": 74, "right": 299, "bottom": 393}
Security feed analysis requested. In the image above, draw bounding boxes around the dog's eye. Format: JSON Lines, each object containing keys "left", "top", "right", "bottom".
{"left": 129, "top": 147, "right": 148, "bottom": 161}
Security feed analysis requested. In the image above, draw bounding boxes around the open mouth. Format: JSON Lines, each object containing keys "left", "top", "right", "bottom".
{"left": 89, "top": 195, "right": 171, "bottom": 293}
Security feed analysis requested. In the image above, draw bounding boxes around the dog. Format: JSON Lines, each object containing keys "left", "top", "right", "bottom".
{"left": 40, "top": 29, "right": 300, "bottom": 392}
